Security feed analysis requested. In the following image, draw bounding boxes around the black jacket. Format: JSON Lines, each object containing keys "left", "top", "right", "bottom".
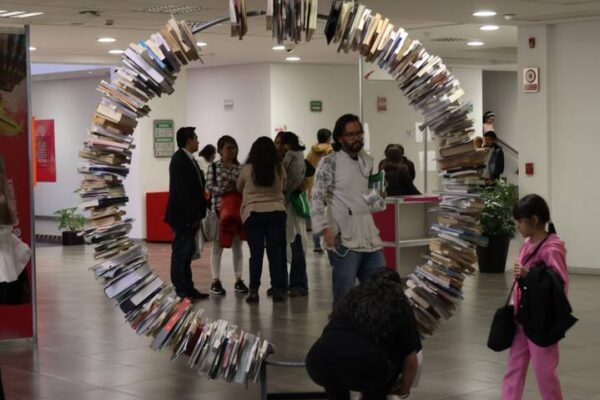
{"left": 164, "top": 148, "right": 207, "bottom": 231}
{"left": 516, "top": 262, "right": 577, "bottom": 347}
{"left": 488, "top": 144, "right": 504, "bottom": 180}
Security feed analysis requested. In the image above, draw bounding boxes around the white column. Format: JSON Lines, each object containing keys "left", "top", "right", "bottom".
{"left": 517, "top": 25, "right": 551, "bottom": 199}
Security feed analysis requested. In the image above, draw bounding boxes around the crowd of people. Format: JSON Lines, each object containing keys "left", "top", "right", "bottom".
{"left": 164, "top": 114, "right": 424, "bottom": 304}
{"left": 163, "top": 113, "right": 572, "bottom": 400}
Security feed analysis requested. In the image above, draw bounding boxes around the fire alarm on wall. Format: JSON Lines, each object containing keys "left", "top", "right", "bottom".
{"left": 529, "top": 37, "right": 536, "bottom": 48}
{"left": 525, "top": 163, "right": 534, "bottom": 176}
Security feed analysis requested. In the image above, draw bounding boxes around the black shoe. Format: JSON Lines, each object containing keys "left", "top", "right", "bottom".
{"left": 234, "top": 279, "right": 249, "bottom": 294}
{"left": 246, "top": 289, "right": 259, "bottom": 304}
{"left": 210, "top": 280, "right": 226, "bottom": 296}
{"left": 289, "top": 287, "right": 308, "bottom": 297}
{"left": 313, "top": 248, "right": 324, "bottom": 254}
{"left": 184, "top": 289, "right": 209, "bottom": 300}
{"left": 272, "top": 290, "right": 286, "bottom": 303}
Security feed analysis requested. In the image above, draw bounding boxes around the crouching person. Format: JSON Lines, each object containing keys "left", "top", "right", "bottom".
{"left": 305, "top": 269, "right": 421, "bottom": 400}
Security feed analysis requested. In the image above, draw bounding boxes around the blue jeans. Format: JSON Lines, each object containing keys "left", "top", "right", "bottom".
{"left": 243, "top": 211, "right": 288, "bottom": 291}
{"left": 290, "top": 234, "right": 308, "bottom": 292}
{"left": 327, "top": 246, "right": 385, "bottom": 305}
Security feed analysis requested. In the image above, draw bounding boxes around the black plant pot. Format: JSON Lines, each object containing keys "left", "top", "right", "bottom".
{"left": 62, "top": 231, "right": 84, "bottom": 246}
{"left": 477, "top": 235, "right": 511, "bottom": 273}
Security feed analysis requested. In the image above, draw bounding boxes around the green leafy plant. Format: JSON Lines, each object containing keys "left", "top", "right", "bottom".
{"left": 54, "top": 207, "right": 86, "bottom": 232}
{"left": 479, "top": 180, "right": 518, "bottom": 238}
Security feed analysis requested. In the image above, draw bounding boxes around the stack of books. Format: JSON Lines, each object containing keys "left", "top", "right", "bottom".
{"left": 74, "top": 17, "right": 271, "bottom": 382}
{"left": 266, "top": 0, "right": 320, "bottom": 44}
{"left": 324, "top": 1, "right": 488, "bottom": 335}
{"left": 78, "top": 16, "right": 200, "bottom": 257}
{"left": 89, "top": 245, "right": 271, "bottom": 384}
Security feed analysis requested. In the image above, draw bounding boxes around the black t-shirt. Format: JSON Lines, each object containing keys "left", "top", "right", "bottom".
{"left": 318, "top": 312, "right": 422, "bottom": 365}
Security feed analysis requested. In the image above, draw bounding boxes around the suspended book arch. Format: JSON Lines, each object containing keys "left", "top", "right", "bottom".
{"left": 75, "top": 0, "right": 487, "bottom": 384}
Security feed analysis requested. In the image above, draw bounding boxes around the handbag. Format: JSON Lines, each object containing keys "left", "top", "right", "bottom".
{"left": 202, "top": 162, "right": 220, "bottom": 242}
{"left": 290, "top": 191, "right": 310, "bottom": 219}
{"left": 487, "top": 280, "right": 518, "bottom": 351}
{"left": 487, "top": 236, "right": 549, "bottom": 351}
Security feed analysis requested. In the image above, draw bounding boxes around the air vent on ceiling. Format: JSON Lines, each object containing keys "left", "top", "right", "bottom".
{"left": 430, "top": 37, "right": 469, "bottom": 43}
{"left": 143, "top": 5, "right": 206, "bottom": 14}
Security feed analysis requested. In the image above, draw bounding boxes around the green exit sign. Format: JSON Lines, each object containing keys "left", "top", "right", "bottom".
{"left": 310, "top": 100, "right": 322, "bottom": 112}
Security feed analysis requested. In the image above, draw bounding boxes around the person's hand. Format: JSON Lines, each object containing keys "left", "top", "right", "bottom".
{"left": 513, "top": 262, "right": 528, "bottom": 279}
{"left": 391, "top": 386, "right": 410, "bottom": 399}
{"left": 323, "top": 228, "right": 335, "bottom": 248}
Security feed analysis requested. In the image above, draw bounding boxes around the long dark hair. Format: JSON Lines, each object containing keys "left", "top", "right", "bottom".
{"left": 332, "top": 113, "right": 362, "bottom": 152}
{"left": 279, "top": 131, "right": 305, "bottom": 151}
{"left": 513, "top": 194, "right": 557, "bottom": 234}
{"left": 198, "top": 144, "right": 216, "bottom": 160}
{"left": 246, "top": 137, "right": 281, "bottom": 187}
{"left": 331, "top": 269, "right": 418, "bottom": 350}
{"left": 217, "top": 135, "right": 240, "bottom": 165}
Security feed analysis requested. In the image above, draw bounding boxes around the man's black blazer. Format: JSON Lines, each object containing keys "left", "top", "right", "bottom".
{"left": 164, "top": 148, "right": 207, "bottom": 231}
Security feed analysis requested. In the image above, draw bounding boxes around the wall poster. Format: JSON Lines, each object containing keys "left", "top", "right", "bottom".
{"left": 35, "top": 119, "right": 56, "bottom": 182}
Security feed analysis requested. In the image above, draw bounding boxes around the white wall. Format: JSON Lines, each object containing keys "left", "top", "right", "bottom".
{"left": 452, "top": 67, "right": 483, "bottom": 137}
{"left": 483, "top": 71, "right": 519, "bottom": 185}
{"left": 547, "top": 21, "right": 600, "bottom": 271}
{"left": 186, "top": 64, "right": 271, "bottom": 161}
{"left": 269, "top": 63, "right": 359, "bottom": 147}
{"left": 32, "top": 76, "right": 104, "bottom": 216}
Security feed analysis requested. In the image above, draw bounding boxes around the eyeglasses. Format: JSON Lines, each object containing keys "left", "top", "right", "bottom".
{"left": 342, "top": 131, "right": 364, "bottom": 139}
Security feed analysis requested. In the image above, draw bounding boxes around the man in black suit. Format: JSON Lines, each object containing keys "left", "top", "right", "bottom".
{"left": 165, "top": 127, "right": 209, "bottom": 300}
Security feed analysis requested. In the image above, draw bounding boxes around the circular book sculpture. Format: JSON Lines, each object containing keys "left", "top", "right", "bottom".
{"left": 76, "top": 1, "right": 487, "bottom": 385}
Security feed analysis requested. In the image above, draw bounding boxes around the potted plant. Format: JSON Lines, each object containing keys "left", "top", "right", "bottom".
{"left": 477, "top": 180, "right": 518, "bottom": 273}
{"left": 54, "top": 207, "right": 86, "bottom": 246}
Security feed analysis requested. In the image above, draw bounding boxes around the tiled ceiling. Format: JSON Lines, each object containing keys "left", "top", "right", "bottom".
{"left": 1, "top": 0, "right": 600, "bottom": 68}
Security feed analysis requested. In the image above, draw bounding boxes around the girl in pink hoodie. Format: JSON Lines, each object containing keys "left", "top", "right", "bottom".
{"left": 502, "top": 194, "right": 568, "bottom": 400}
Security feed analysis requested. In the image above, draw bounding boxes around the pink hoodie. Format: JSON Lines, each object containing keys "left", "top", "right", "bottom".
{"left": 513, "top": 233, "right": 569, "bottom": 308}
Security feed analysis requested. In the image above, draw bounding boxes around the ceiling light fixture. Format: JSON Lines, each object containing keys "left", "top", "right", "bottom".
{"left": 272, "top": 45, "right": 285, "bottom": 51}
{"left": 473, "top": 10, "right": 496, "bottom": 17}
{"left": 0, "top": 11, "right": 26, "bottom": 17}
{"left": 98, "top": 37, "right": 116, "bottom": 43}
{"left": 467, "top": 41, "right": 484, "bottom": 46}
{"left": 108, "top": 49, "right": 124, "bottom": 55}
{"left": 480, "top": 25, "right": 500, "bottom": 31}
{"left": 13, "top": 11, "right": 44, "bottom": 18}
{"left": 196, "top": 41, "right": 207, "bottom": 47}
{"left": 286, "top": 56, "right": 301, "bottom": 62}
{"left": 29, "top": 46, "right": 36, "bottom": 51}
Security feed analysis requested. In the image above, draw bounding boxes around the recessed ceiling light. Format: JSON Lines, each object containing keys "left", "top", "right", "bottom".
{"left": 29, "top": 46, "right": 36, "bottom": 51}
{"left": 108, "top": 49, "right": 124, "bottom": 55}
{"left": 196, "top": 41, "right": 207, "bottom": 47}
{"left": 0, "top": 11, "right": 26, "bottom": 17}
{"left": 467, "top": 40, "right": 484, "bottom": 46}
{"left": 286, "top": 56, "right": 301, "bottom": 62}
{"left": 480, "top": 25, "right": 500, "bottom": 31}
{"left": 98, "top": 37, "right": 116, "bottom": 43}
{"left": 13, "top": 11, "right": 44, "bottom": 18}
{"left": 272, "top": 45, "right": 285, "bottom": 51}
{"left": 473, "top": 10, "right": 496, "bottom": 17}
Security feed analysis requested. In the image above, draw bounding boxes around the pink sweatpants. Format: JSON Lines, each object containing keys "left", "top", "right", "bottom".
{"left": 502, "top": 325, "right": 563, "bottom": 400}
